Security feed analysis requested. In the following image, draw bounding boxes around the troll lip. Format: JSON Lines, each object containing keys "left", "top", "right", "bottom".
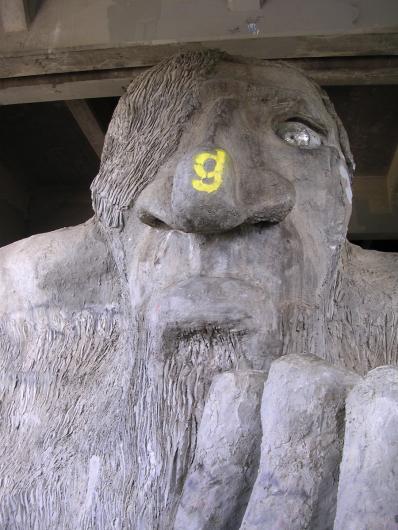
{"left": 146, "top": 276, "right": 266, "bottom": 331}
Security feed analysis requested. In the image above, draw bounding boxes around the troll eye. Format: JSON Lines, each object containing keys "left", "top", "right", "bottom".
{"left": 276, "top": 120, "right": 322, "bottom": 149}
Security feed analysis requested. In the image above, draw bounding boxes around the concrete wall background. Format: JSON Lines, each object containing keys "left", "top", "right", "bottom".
{"left": 0, "top": 0, "right": 397, "bottom": 56}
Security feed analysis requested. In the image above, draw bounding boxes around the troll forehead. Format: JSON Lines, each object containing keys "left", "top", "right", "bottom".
{"left": 204, "top": 61, "right": 323, "bottom": 98}
{"left": 198, "top": 81, "right": 332, "bottom": 134}
{"left": 91, "top": 52, "right": 353, "bottom": 229}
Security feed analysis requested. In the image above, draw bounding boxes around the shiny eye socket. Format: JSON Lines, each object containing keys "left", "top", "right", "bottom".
{"left": 276, "top": 121, "right": 322, "bottom": 149}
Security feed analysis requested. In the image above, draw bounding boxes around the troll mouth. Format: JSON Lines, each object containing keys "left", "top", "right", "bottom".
{"left": 145, "top": 276, "right": 266, "bottom": 331}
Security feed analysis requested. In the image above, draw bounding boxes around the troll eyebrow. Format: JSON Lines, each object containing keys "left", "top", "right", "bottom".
{"left": 202, "top": 79, "right": 327, "bottom": 114}
{"left": 256, "top": 94, "right": 330, "bottom": 135}
{"left": 267, "top": 100, "right": 330, "bottom": 135}
{"left": 202, "top": 90, "right": 329, "bottom": 136}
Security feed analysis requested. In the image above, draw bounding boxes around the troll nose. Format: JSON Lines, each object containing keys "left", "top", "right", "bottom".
{"left": 137, "top": 147, "right": 295, "bottom": 233}
{"left": 171, "top": 147, "right": 242, "bottom": 233}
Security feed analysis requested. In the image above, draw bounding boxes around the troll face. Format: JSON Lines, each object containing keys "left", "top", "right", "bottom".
{"left": 92, "top": 53, "right": 353, "bottom": 369}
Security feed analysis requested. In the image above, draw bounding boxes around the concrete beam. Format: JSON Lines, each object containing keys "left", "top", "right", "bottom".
{"left": 0, "top": 57, "right": 397, "bottom": 106}
{"left": 0, "top": 0, "right": 29, "bottom": 33}
{"left": 0, "top": 32, "right": 397, "bottom": 79}
{"left": 292, "top": 57, "right": 398, "bottom": 86}
{"left": 66, "top": 100, "right": 104, "bottom": 159}
{"left": 228, "top": 0, "right": 264, "bottom": 11}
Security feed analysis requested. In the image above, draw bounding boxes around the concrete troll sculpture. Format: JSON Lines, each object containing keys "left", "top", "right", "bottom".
{"left": 0, "top": 51, "right": 397, "bottom": 529}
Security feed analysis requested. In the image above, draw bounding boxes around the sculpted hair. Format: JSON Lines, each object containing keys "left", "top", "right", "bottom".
{"left": 91, "top": 51, "right": 354, "bottom": 229}
{"left": 91, "top": 50, "right": 223, "bottom": 228}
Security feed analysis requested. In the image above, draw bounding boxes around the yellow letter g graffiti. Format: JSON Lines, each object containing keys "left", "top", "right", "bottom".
{"left": 192, "top": 149, "right": 227, "bottom": 193}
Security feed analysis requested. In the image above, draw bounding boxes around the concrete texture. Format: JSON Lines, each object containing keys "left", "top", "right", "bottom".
{"left": 1, "top": 0, "right": 398, "bottom": 79}
{"left": 175, "top": 370, "right": 266, "bottom": 530}
{"left": 0, "top": 52, "right": 397, "bottom": 528}
{"left": 241, "top": 355, "right": 360, "bottom": 530}
{"left": 334, "top": 365, "right": 398, "bottom": 530}
{"left": 1, "top": 0, "right": 397, "bottom": 55}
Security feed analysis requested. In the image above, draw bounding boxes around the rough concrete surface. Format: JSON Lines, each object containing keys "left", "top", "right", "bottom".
{"left": 0, "top": 51, "right": 397, "bottom": 528}
{"left": 241, "top": 355, "right": 360, "bottom": 530}
{"left": 175, "top": 370, "right": 266, "bottom": 530}
{"left": 334, "top": 365, "right": 398, "bottom": 530}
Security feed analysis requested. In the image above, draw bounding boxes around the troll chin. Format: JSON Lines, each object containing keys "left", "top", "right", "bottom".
{"left": 140, "top": 275, "right": 281, "bottom": 370}
{"left": 126, "top": 278, "right": 282, "bottom": 527}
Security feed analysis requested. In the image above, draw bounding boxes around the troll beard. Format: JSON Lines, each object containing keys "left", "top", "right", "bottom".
{"left": 129, "top": 322, "right": 243, "bottom": 529}
{"left": 127, "top": 292, "right": 329, "bottom": 529}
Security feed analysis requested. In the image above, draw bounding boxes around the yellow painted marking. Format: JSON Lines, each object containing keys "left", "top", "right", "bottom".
{"left": 192, "top": 149, "right": 227, "bottom": 193}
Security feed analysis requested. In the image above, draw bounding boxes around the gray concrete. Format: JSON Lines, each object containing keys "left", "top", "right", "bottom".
{"left": 1, "top": 0, "right": 398, "bottom": 78}
{"left": 334, "top": 366, "right": 398, "bottom": 530}
{"left": 1, "top": 0, "right": 397, "bottom": 55}
{"left": 241, "top": 355, "right": 360, "bottom": 530}
{"left": 175, "top": 370, "right": 266, "bottom": 530}
{"left": 0, "top": 52, "right": 397, "bottom": 528}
